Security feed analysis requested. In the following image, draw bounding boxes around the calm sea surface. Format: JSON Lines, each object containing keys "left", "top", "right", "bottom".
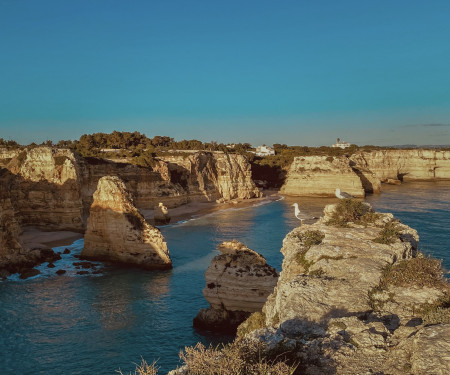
{"left": 1, "top": 181, "right": 449, "bottom": 374}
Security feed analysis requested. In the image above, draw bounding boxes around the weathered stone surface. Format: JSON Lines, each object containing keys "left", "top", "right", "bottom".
{"left": 280, "top": 156, "right": 365, "bottom": 197}
{"left": 82, "top": 176, "right": 172, "bottom": 269}
{"left": 159, "top": 152, "right": 262, "bottom": 202}
{"left": 6, "top": 147, "right": 84, "bottom": 231}
{"left": 238, "top": 204, "right": 449, "bottom": 374}
{"left": 0, "top": 148, "right": 259, "bottom": 275}
{"left": 194, "top": 241, "right": 278, "bottom": 332}
{"left": 351, "top": 149, "right": 450, "bottom": 181}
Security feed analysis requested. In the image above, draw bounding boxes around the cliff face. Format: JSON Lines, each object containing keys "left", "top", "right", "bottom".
{"left": 240, "top": 203, "right": 450, "bottom": 374}
{"left": 0, "top": 148, "right": 259, "bottom": 273}
{"left": 194, "top": 240, "right": 278, "bottom": 332}
{"left": 82, "top": 176, "right": 172, "bottom": 269}
{"left": 351, "top": 149, "right": 450, "bottom": 181}
{"left": 280, "top": 156, "right": 365, "bottom": 197}
{"left": 5, "top": 147, "right": 84, "bottom": 231}
{"left": 160, "top": 152, "right": 262, "bottom": 202}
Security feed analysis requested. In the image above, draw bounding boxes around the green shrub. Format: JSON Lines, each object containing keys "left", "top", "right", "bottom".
{"left": 373, "top": 221, "right": 401, "bottom": 244}
{"left": 237, "top": 312, "right": 266, "bottom": 337}
{"left": 326, "top": 199, "right": 377, "bottom": 227}
{"left": 293, "top": 230, "right": 325, "bottom": 273}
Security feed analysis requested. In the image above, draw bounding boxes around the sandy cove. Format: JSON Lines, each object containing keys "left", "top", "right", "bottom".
{"left": 19, "top": 190, "right": 281, "bottom": 249}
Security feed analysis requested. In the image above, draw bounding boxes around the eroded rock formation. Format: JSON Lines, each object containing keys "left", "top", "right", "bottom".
{"left": 238, "top": 203, "right": 450, "bottom": 374}
{"left": 351, "top": 149, "right": 450, "bottom": 181}
{"left": 82, "top": 176, "right": 172, "bottom": 269}
{"left": 194, "top": 240, "right": 278, "bottom": 332}
{"left": 159, "top": 152, "right": 262, "bottom": 202}
{"left": 0, "top": 147, "right": 259, "bottom": 275}
{"left": 280, "top": 156, "right": 365, "bottom": 197}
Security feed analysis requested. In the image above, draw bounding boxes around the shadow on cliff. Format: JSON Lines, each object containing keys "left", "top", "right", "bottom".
{"left": 277, "top": 307, "right": 376, "bottom": 374}
{"left": 251, "top": 161, "right": 286, "bottom": 188}
{"left": 1, "top": 167, "right": 84, "bottom": 232}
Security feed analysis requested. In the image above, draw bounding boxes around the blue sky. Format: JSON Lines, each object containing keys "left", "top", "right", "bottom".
{"left": 1, "top": 0, "right": 449, "bottom": 146}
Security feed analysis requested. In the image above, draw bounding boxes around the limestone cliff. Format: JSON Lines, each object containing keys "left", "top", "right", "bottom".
{"left": 0, "top": 148, "right": 259, "bottom": 274}
{"left": 82, "top": 176, "right": 172, "bottom": 269}
{"left": 194, "top": 240, "right": 278, "bottom": 332}
{"left": 5, "top": 147, "right": 84, "bottom": 231}
{"left": 238, "top": 203, "right": 450, "bottom": 374}
{"left": 280, "top": 156, "right": 365, "bottom": 197}
{"left": 159, "top": 152, "right": 262, "bottom": 202}
{"left": 351, "top": 149, "right": 450, "bottom": 181}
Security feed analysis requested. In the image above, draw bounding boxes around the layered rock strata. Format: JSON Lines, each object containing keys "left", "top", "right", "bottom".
{"left": 159, "top": 152, "right": 262, "bottom": 202}
{"left": 351, "top": 149, "right": 450, "bottom": 181}
{"left": 81, "top": 176, "right": 172, "bottom": 269}
{"left": 0, "top": 147, "right": 259, "bottom": 274}
{"left": 280, "top": 156, "right": 365, "bottom": 197}
{"left": 194, "top": 240, "right": 278, "bottom": 332}
{"left": 238, "top": 203, "right": 450, "bottom": 374}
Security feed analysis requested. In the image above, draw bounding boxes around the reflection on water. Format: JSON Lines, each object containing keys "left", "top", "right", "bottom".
{"left": 0, "top": 181, "right": 449, "bottom": 374}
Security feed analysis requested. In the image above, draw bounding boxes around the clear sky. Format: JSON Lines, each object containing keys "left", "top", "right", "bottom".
{"left": 1, "top": 0, "right": 449, "bottom": 146}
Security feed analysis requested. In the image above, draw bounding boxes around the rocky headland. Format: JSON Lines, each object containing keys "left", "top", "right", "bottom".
{"left": 193, "top": 240, "right": 278, "bottom": 333}
{"left": 233, "top": 200, "right": 450, "bottom": 374}
{"left": 281, "top": 149, "right": 450, "bottom": 197}
{"left": 280, "top": 155, "right": 365, "bottom": 197}
{"left": 82, "top": 176, "right": 172, "bottom": 269}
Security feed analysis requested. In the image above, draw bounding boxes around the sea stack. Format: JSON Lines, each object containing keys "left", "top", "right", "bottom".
{"left": 82, "top": 176, "right": 172, "bottom": 269}
{"left": 194, "top": 240, "right": 278, "bottom": 333}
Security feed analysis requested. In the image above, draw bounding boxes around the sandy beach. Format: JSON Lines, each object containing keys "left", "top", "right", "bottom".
{"left": 19, "top": 190, "right": 281, "bottom": 248}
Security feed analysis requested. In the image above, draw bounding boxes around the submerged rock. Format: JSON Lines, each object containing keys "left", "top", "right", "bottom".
{"left": 82, "top": 176, "right": 172, "bottom": 270}
{"left": 194, "top": 240, "right": 278, "bottom": 333}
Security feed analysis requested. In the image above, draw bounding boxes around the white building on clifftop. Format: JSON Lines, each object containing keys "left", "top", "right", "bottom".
{"left": 254, "top": 145, "right": 275, "bottom": 157}
{"left": 332, "top": 138, "right": 351, "bottom": 149}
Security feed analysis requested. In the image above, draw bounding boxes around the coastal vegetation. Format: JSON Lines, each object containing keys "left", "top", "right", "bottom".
{"left": 325, "top": 199, "right": 379, "bottom": 227}
{"left": 368, "top": 256, "right": 450, "bottom": 317}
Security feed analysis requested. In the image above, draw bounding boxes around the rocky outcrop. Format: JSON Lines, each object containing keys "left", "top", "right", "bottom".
{"left": 351, "top": 149, "right": 450, "bottom": 181}
{"left": 154, "top": 202, "right": 170, "bottom": 225}
{"left": 0, "top": 148, "right": 259, "bottom": 275}
{"left": 280, "top": 156, "right": 365, "bottom": 197}
{"left": 239, "top": 203, "right": 449, "bottom": 374}
{"left": 194, "top": 240, "right": 278, "bottom": 332}
{"left": 159, "top": 152, "right": 262, "bottom": 202}
{"left": 82, "top": 176, "right": 172, "bottom": 269}
{"left": 5, "top": 147, "right": 84, "bottom": 231}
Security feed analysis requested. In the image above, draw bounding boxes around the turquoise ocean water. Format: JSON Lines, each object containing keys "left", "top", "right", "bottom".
{"left": 0, "top": 181, "right": 449, "bottom": 374}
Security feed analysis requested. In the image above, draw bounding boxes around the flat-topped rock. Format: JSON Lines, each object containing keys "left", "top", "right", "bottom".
{"left": 281, "top": 156, "right": 365, "bottom": 197}
{"left": 82, "top": 176, "right": 172, "bottom": 270}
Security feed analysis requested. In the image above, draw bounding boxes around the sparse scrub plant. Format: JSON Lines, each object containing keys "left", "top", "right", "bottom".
{"left": 179, "top": 339, "right": 297, "bottom": 375}
{"left": 116, "top": 359, "right": 159, "bottom": 375}
{"left": 293, "top": 230, "right": 325, "bottom": 273}
{"left": 237, "top": 311, "right": 266, "bottom": 337}
{"left": 373, "top": 221, "right": 401, "bottom": 244}
{"left": 326, "top": 199, "right": 377, "bottom": 227}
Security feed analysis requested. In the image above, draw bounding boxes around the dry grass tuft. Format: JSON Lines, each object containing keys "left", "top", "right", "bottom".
{"left": 179, "top": 339, "right": 297, "bottom": 375}
{"left": 117, "top": 359, "right": 159, "bottom": 375}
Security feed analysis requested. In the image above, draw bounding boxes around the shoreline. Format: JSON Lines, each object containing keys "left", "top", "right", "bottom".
{"left": 142, "top": 189, "right": 281, "bottom": 225}
{"left": 19, "top": 190, "right": 281, "bottom": 248}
